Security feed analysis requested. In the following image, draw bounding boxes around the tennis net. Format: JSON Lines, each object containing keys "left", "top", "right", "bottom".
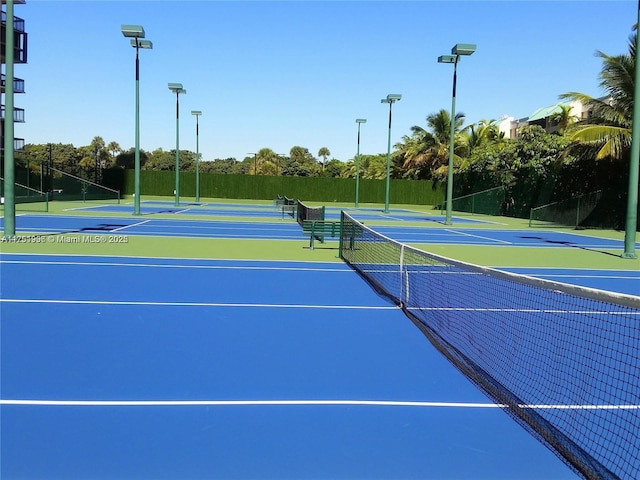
{"left": 339, "top": 211, "right": 640, "bottom": 480}
{"left": 50, "top": 167, "right": 120, "bottom": 203}
{"left": 441, "top": 186, "right": 506, "bottom": 216}
{"left": 296, "top": 200, "right": 324, "bottom": 226}
{"left": 529, "top": 190, "right": 603, "bottom": 229}
{"left": 0, "top": 177, "right": 49, "bottom": 212}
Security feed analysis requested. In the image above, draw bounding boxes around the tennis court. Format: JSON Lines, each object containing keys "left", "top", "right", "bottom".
{"left": 1, "top": 253, "right": 579, "bottom": 479}
{"left": 0, "top": 211, "right": 631, "bottom": 250}
{"left": 1, "top": 199, "right": 639, "bottom": 479}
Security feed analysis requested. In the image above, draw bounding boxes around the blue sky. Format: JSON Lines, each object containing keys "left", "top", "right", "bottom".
{"left": 11, "top": 0, "right": 638, "bottom": 163}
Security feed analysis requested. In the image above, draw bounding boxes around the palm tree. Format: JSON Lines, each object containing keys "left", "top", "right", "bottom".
{"left": 550, "top": 104, "right": 578, "bottom": 134}
{"left": 464, "top": 119, "right": 503, "bottom": 151}
{"left": 398, "top": 109, "right": 467, "bottom": 180}
{"left": 559, "top": 31, "right": 635, "bottom": 160}
{"left": 106, "top": 141, "right": 122, "bottom": 168}
{"left": 318, "top": 147, "right": 330, "bottom": 171}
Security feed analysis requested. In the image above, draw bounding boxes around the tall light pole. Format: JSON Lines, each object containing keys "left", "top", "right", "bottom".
{"left": 247, "top": 153, "right": 258, "bottom": 174}
{"left": 277, "top": 154, "right": 288, "bottom": 176}
{"left": 438, "top": 43, "right": 476, "bottom": 225}
{"left": 121, "top": 25, "right": 152, "bottom": 216}
{"left": 622, "top": 3, "right": 639, "bottom": 258}
{"left": 3, "top": 0, "right": 16, "bottom": 237}
{"left": 380, "top": 94, "right": 401, "bottom": 213}
{"left": 355, "top": 118, "right": 366, "bottom": 207}
{"left": 191, "top": 110, "right": 202, "bottom": 202}
{"left": 168, "top": 83, "right": 186, "bottom": 206}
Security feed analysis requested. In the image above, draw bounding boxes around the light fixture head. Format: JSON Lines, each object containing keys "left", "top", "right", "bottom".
{"left": 121, "top": 24, "right": 145, "bottom": 39}
{"left": 356, "top": 118, "right": 367, "bottom": 124}
{"left": 168, "top": 83, "right": 186, "bottom": 94}
{"left": 131, "top": 39, "right": 153, "bottom": 49}
{"left": 451, "top": 43, "right": 476, "bottom": 56}
{"left": 191, "top": 110, "right": 202, "bottom": 116}
{"left": 381, "top": 94, "right": 401, "bottom": 103}
{"left": 438, "top": 55, "right": 456, "bottom": 64}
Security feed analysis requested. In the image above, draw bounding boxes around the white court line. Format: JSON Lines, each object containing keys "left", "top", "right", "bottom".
{"left": 444, "top": 228, "right": 512, "bottom": 245}
{"left": 406, "top": 306, "right": 639, "bottom": 316}
{"left": 0, "top": 259, "right": 349, "bottom": 272}
{"left": 62, "top": 205, "right": 104, "bottom": 212}
{"left": 0, "top": 252, "right": 341, "bottom": 266}
{"left": 0, "top": 298, "right": 397, "bottom": 310}
{"left": 529, "top": 274, "right": 640, "bottom": 280}
{"left": 111, "top": 219, "right": 151, "bottom": 232}
{"left": 1, "top": 399, "right": 637, "bottom": 409}
{"left": 0, "top": 399, "right": 502, "bottom": 407}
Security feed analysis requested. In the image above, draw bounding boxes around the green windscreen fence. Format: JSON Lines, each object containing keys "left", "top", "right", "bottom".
{"left": 0, "top": 177, "right": 49, "bottom": 212}
{"left": 50, "top": 167, "right": 120, "bottom": 203}
{"left": 529, "top": 190, "right": 603, "bottom": 228}
{"left": 441, "top": 186, "right": 506, "bottom": 216}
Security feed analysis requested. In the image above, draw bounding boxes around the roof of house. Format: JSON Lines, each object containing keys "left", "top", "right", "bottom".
{"left": 527, "top": 104, "right": 563, "bottom": 122}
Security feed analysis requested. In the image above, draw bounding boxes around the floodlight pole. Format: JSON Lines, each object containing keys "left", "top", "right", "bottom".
{"left": 355, "top": 119, "right": 366, "bottom": 207}
{"left": 622, "top": 3, "right": 639, "bottom": 258}
{"left": 191, "top": 110, "right": 202, "bottom": 202}
{"left": 247, "top": 153, "right": 257, "bottom": 174}
{"left": 446, "top": 58, "right": 458, "bottom": 225}
{"left": 3, "top": 0, "right": 16, "bottom": 237}
{"left": 381, "top": 95, "right": 401, "bottom": 213}
{"left": 121, "top": 25, "right": 152, "bottom": 215}
{"left": 168, "top": 83, "right": 186, "bottom": 206}
{"left": 439, "top": 44, "right": 476, "bottom": 225}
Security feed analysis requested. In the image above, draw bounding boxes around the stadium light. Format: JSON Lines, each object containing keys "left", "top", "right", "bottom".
{"left": 439, "top": 43, "right": 476, "bottom": 225}
{"left": 121, "top": 24, "right": 152, "bottom": 215}
{"left": 355, "top": 119, "right": 367, "bottom": 208}
{"left": 168, "top": 83, "right": 186, "bottom": 206}
{"left": 191, "top": 110, "right": 202, "bottom": 202}
{"left": 380, "top": 94, "right": 401, "bottom": 213}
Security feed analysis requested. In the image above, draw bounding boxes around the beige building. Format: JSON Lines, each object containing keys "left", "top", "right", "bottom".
{"left": 498, "top": 96, "right": 612, "bottom": 139}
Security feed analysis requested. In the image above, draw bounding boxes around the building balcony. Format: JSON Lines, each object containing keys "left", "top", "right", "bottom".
{"left": 1, "top": 105, "right": 25, "bottom": 122}
{"left": 1, "top": 12, "right": 28, "bottom": 64}
{"left": 0, "top": 138, "right": 25, "bottom": 152}
{"left": 1, "top": 73, "right": 24, "bottom": 93}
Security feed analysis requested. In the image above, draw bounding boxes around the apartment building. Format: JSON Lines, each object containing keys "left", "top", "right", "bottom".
{"left": 1, "top": 0, "right": 27, "bottom": 164}
{"left": 498, "top": 96, "right": 613, "bottom": 139}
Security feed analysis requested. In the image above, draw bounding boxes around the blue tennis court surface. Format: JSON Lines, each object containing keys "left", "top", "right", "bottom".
{"left": 2, "top": 213, "right": 636, "bottom": 251}
{"left": 70, "top": 201, "right": 491, "bottom": 224}
{"left": 0, "top": 253, "right": 579, "bottom": 479}
{"left": 500, "top": 267, "right": 640, "bottom": 297}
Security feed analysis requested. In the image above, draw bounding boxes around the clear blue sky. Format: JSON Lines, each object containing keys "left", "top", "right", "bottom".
{"left": 12, "top": 0, "right": 638, "bottom": 163}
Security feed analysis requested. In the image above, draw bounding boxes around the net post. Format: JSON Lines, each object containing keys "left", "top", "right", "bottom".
{"left": 528, "top": 208, "right": 533, "bottom": 227}
{"left": 399, "top": 244, "right": 406, "bottom": 307}
{"left": 338, "top": 211, "right": 344, "bottom": 259}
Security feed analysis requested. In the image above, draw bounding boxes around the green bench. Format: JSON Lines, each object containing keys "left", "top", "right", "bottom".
{"left": 301, "top": 220, "right": 341, "bottom": 249}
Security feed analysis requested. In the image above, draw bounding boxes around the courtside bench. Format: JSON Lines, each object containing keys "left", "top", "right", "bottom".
{"left": 301, "top": 220, "right": 341, "bottom": 249}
